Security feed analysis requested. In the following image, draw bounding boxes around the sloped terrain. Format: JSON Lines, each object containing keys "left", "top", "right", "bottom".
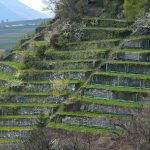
{"left": 0, "top": 17, "right": 150, "bottom": 147}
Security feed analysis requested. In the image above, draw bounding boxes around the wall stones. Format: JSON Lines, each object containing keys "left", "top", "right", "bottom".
{"left": 1, "top": 94, "right": 66, "bottom": 103}
{"left": 82, "top": 88, "right": 148, "bottom": 101}
{"left": 60, "top": 115, "right": 127, "bottom": 129}
{"left": 0, "top": 64, "right": 16, "bottom": 74}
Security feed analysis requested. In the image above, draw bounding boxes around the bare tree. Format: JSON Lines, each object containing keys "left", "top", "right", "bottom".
{"left": 43, "top": 0, "right": 88, "bottom": 21}
{"left": 108, "top": 106, "right": 150, "bottom": 150}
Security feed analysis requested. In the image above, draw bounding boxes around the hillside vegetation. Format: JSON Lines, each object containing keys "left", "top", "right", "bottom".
{"left": 0, "top": 0, "right": 150, "bottom": 149}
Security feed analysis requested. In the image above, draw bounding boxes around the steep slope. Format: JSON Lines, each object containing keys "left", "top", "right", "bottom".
{"left": 0, "top": 17, "right": 150, "bottom": 148}
{"left": 0, "top": 0, "right": 48, "bottom": 21}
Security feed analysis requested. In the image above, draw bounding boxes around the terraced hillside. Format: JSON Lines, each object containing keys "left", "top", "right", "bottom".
{"left": 0, "top": 17, "right": 150, "bottom": 148}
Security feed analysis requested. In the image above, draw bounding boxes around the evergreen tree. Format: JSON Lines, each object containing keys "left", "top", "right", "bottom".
{"left": 35, "top": 111, "right": 49, "bottom": 129}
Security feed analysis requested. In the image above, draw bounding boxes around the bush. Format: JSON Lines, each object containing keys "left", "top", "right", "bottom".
{"left": 124, "top": 0, "right": 146, "bottom": 21}
{"left": 50, "top": 33, "right": 68, "bottom": 49}
{"left": 62, "top": 21, "right": 86, "bottom": 41}
{"left": 5, "top": 79, "right": 23, "bottom": 91}
{"left": 23, "top": 51, "right": 39, "bottom": 69}
{"left": 30, "top": 41, "right": 48, "bottom": 59}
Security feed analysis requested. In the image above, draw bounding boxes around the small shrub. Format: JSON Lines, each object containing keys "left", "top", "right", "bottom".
{"left": 50, "top": 33, "right": 68, "bottom": 49}
{"left": 5, "top": 79, "right": 23, "bottom": 91}
{"left": 124, "top": 0, "right": 145, "bottom": 21}
{"left": 30, "top": 41, "right": 48, "bottom": 59}
{"left": 50, "top": 79, "right": 69, "bottom": 93}
{"left": 35, "top": 111, "right": 49, "bottom": 129}
{"left": 62, "top": 21, "right": 86, "bottom": 41}
{"left": 23, "top": 51, "right": 39, "bottom": 69}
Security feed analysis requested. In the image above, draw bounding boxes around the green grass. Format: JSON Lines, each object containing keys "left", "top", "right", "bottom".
{"left": 0, "top": 138, "right": 21, "bottom": 143}
{"left": 82, "top": 17, "right": 129, "bottom": 22}
{"left": 0, "top": 61, "right": 25, "bottom": 70}
{"left": 57, "top": 111, "right": 130, "bottom": 118}
{"left": 26, "top": 79, "right": 85, "bottom": 84}
{"left": 95, "top": 71, "right": 150, "bottom": 80}
{"left": 0, "top": 87, "right": 7, "bottom": 93}
{"left": 22, "top": 69, "right": 92, "bottom": 74}
{"left": 29, "top": 40, "right": 48, "bottom": 47}
{"left": 45, "top": 48, "right": 110, "bottom": 55}
{"left": 0, "top": 102, "right": 59, "bottom": 108}
{"left": 43, "top": 59, "right": 100, "bottom": 63}
{"left": 0, "top": 115, "right": 38, "bottom": 119}
{"left": 0, "top": 71, "right": 14, "bottom": 80}
{"left": 80, "top": 97, "right": 140, "bottom": 107}
{"left": 16, "top": 91, "right": 68, "bottom": 95}
{"left": 84, "top": 84, "right": 150, "bottom": 93}
{"left": 114, "top": 49, "right": 150, "bottom": 53}
{"left": 105, "top": 60, "right": 150, "bottom": 65}
{"left": 125, "top": 35, "right": 150, "bottom": 41}
{"left": 48, "top": 122, "right": 122, "bottom": 134}
{"left": 68, "top": 38, "right": 122, "bottom": 45}
{"left": 84, "top": 27, "right": 131, "bottom": 31}
{"left": 0, "top": 126, "right": 32, "bottom": 130}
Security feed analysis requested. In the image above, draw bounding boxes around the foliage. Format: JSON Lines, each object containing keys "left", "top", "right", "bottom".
{"left": 50, "top": 33, "right": 68, "bottom": 49}
{"left": 50, "top": 79, "right": 69, "bottom": 93}
{"left": 23, "top": 51, "right": 39, "bottom": 69}
{"left": 30, "top": 41, "right": 48, "bottom": 59}
{"left": 5, "top": 79, "right": 23, "bottom": 90}
{"left": 132, "top": 12, "right": 150, "bottom": 35}
{"left": 124, "top": 0, "right": 146, "bottom": 21}
{"left": 35, "top": 111, "right": 49, "bottom": 129}
{"left": 40, "top": 19, "right": 52, "bottom": 27}
{"left": 62, "top": 21, "right": 86, "bottom": 41}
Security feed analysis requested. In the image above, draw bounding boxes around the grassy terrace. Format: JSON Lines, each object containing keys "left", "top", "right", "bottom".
{"left": 113, "top": 49, "right": 150, "bottom": 53}
{"left": 13, "top": 50, "right": 34, "bottom": 55}
{"left": 42, "top": 59, "right": 100, "bottom": 63}
{"left": 25, "top": 79, "right": 85, "bottom": 84}
{"left": 94, "top": 71, "right": 150, "bottom": 80}
{"left": 83, "top": 84, "right": 150, "bottom": 93}
{"left": 0, "top": 115, "right": 38, "bottom": 119}
{"left": 0, "top": 126, "right": 32, "bottom": 131}
{"left": 16, "top": 91, "right": 68, "bottom": 95}
{"left": 0, "top": 102, "right": 59, "bottom": 108}
{"left": 84, "top": 27, "right": 131, "bottom": 31}
{"left": 0, "top": 61, "right": 25, "bottom": 70}
{"left": 0, "top": 71, "right": 14, "bottom": 80}
{"left": 45, "top": 48, "right": 110, "bottom": 55}
{"left": 0, "top": 87, "right": 7, "bottom": 93}
{"left": 67, "top": 38, "right": 123, "bottom": 45}
{"left": 48, "top": 122, "right": 122, "bottom": 134}
{"left": 29, "top": 40, "right": 48, "bottom": 46}
{"left": 124, "top": 35, "right": 150, "bottom": 41}
{"left": 57, "top": 111, "right": 130, "bottom": 118}
{"left": 22, "top": 69, "right": 93, "bottom": 73}
{"left": 79, "top": 98, "right": 140, "bottom": 107}
{"left": 82, "top": 17, "right": 129, "bottom": 22}
{"left": 105, "top": 60, "right": 150, "bottom": 65}
{"left": 0, "top": 138, "right": 21, "bottom": 143}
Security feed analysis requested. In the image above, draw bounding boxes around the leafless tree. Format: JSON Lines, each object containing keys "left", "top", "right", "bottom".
{"left": 108, "top": 106, "right": 150, "bottom": 150}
